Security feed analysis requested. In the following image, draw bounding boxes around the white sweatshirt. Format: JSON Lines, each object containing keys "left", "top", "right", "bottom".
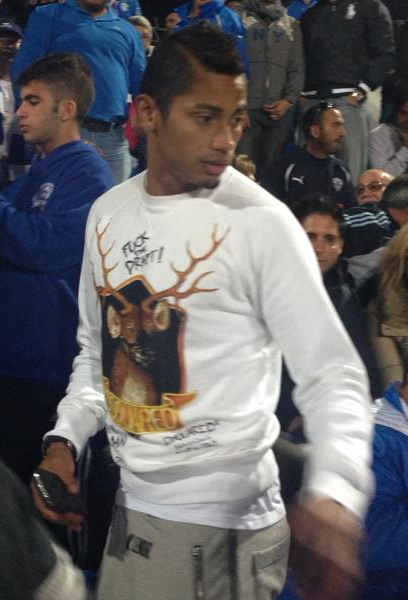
{"left": 50, "top": 167, "right": 373, "bottom": 519}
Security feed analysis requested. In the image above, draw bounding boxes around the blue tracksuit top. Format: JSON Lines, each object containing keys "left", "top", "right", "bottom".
{"left": 361, "top": 383, "right": 408, "bottom": 599}
{"left": 11, "top": 0, "right": 146, "bottom": 121}
{"left": 0, "top": 140, "right": 114, "bottom": 383}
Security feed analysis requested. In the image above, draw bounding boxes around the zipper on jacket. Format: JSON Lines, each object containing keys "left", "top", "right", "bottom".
{"left": 192, "top": 544, "right": 206, "bottom": 600}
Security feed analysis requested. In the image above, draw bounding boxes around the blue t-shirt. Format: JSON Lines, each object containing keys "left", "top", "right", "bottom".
{"left": 11, "top": 0, "right": 146, "bottom": 121}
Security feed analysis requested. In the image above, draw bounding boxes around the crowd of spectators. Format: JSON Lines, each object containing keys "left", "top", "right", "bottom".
{"left": 0, "top": 1, "right": 408, "bottom": 599}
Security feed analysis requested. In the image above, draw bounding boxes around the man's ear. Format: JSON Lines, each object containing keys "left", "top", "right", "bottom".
{"left": 58, "top": 99, "right": 77, "bottom": 122}
{"left": 309, "top": 123, "right": 320, "bottom": 140}
{"left": 135, "top": 94, "right": 160, "bottom": 133}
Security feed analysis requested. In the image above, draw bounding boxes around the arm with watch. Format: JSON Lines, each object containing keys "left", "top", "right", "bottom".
{"left": 346, "top": 88, "right": 367, "bottom": 107}
{"left": 31, "top": 243, "right": 108, "bottom": 530}
{"left": 31, "top": 436, "right": 84, "bottom": 532}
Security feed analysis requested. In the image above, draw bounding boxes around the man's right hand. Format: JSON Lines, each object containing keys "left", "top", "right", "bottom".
{"left": 31, "top": 442, "right": 83, "bottom": 532}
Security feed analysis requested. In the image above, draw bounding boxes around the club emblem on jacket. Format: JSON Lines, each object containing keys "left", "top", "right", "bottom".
{"left": 345, "top": 4, "right": 356, "bottom": 19}
{"left": 31, "top": 182, "right": 55, "bottom": 210}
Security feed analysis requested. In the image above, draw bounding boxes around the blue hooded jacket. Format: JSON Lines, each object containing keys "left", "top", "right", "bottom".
{"left": 0, "top": 140, "right": 114, "bottom": 384}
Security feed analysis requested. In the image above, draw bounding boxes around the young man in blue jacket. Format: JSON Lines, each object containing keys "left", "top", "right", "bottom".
{"left": 11, "top": 0, "right": 146, "bottom": 185}
{"left": 0, "top": 52, "right": 114, "bottom": 484}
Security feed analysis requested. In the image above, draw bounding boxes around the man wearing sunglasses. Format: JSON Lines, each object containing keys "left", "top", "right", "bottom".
{"left": 342, "top": 169, "right": 394, "bottom": 284}
{"left": 356, "top": 169, "right": 394, "bottom": 205}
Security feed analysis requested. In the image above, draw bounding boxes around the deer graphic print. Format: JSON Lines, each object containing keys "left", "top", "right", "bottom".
{"left": 96, "top": 221, "right": 229, "bottom": 435}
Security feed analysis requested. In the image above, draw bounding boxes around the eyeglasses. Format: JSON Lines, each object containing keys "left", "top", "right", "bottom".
{"left": 356, "top": 181, "right": 385, "bottom": 195}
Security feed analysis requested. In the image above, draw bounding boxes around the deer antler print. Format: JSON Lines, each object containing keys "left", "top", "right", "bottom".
{"left": 142, "top": 224, "right": 230, "bottom": 313}
{"left": 96, "top": 220, "right": 134, "bottom": 315}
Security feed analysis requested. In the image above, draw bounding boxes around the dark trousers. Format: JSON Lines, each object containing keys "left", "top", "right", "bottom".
{"left": 0, "top": 376, "right": 66, "bottom": 484}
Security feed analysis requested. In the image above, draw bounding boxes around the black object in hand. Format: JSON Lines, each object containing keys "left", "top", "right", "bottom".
{"left": 32, "top": 468, "right": 84, "bottom": 514}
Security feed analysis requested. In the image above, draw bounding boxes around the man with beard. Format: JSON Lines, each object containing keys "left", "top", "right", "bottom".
{"left": 267, "top": 102, "right": 356, "bottom": 208}
{"left": 11, "top": 0, "right": 146, "bottom": 184}
{"left": 370, "top": 94, "right": 408, "bottom": 177}
{"left": 300, "top": 0, "right": 394, "bottom": 185}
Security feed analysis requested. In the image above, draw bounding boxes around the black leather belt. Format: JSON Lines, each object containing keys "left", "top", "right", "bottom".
{"left": 82, "top": 117, "right": 125, "bottom": 132}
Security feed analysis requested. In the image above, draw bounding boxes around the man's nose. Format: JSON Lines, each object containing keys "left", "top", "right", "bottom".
{"left": 16, "top": 104, "right": 25, "bottom": 118}
{"left": 211, "top": 124, "right": 236, "bottom": 152}
{"left": 312, "top": 239, "right": 325, "bottom": 253}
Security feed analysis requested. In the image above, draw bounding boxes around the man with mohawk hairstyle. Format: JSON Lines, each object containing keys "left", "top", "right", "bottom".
{"left": 34, "top": 24, "right": 371, "bottom": 600}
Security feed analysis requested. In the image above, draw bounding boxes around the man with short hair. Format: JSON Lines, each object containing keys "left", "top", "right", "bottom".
{"left": 11, "top": 0, "right": 146, "bottom": 184}
{"left": 268, "top": 102, "right": 356, "bottom": 208}
{"left": 34, "top": 24, "right": 371, "bottom": 600}
{"left": 342, "top": 169, "right": 393, "bottom": 278}
{"left": 370, "top": 95, "right": 408, "bottom": 177}
{"left": 295, "top": 195, "right": 345, "bottom": 273}
{"left": 300, "top": 0, "right": 395, "bottom": 184}
{"left": 381, "top": 174, "right": 408, "bottom": 229}
{"left": 292, "top": 193, "right": 381, "bottom": 395}
{"left": 0, "top": 52, "right": 114, "bottom": 483}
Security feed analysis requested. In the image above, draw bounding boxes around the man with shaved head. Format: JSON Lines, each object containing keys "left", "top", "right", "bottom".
{"left": 343, "top": 169, "right": 394, "bottom": 282}
{"left": 357, "top": 168, "right": 394, "bottom": 205}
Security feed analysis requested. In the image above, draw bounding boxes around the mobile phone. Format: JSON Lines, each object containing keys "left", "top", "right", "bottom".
{"left": 32, "top": 468, "right": 84, "bottom": 514}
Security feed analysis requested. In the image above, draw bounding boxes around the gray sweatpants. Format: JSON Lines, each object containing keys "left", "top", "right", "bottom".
{"left": 96, "top": 506, "right": 290, "bottom": 600}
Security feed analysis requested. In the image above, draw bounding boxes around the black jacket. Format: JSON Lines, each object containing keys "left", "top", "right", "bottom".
{"left": 301, "top": 0, "right": 395, "bottom": 92}
{"left": 266, "top": 145, "right": 356, "bottom": 208}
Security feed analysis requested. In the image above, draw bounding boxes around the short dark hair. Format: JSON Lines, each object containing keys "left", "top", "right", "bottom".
{"left": 18, "top": 53, "right": 95, "bottom": 123}
{"left": 302, "top": 101, "right": 336, "bottom": 140}
{"left": 141, "top": 22, "right": 245, "bottom": 116}
{"left": 292, "top": 193, "right": 345, "bottom": 237}
{"left": 381, "top": 174, "right": 408, "bottom": 210}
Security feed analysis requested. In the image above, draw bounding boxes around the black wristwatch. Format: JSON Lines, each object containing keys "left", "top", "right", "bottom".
{"left": 42, "top": 436, "right": 77, "bottom": 461}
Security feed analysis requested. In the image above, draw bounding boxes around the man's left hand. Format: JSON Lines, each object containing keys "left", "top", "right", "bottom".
{"left": 288, "top": 498, "right": 364, "bottom": 600}
{"left": 263, "top": 99, "right": 291, "bottom": 120}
